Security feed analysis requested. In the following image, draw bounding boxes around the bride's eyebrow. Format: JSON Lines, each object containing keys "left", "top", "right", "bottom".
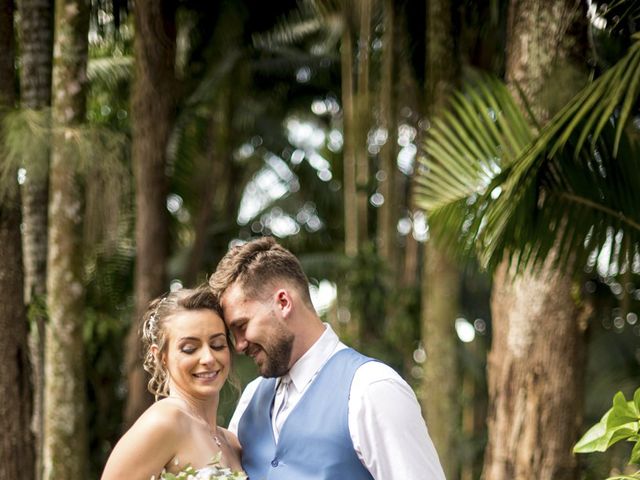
{"left": 177, "top": 336, "right": 200, "bottom": 342}
{"left": 177, "top": 333, "right": 226, "bottom": 341}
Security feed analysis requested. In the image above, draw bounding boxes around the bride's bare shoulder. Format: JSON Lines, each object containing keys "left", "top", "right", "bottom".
{"left": 100, "top": 399, "right": 188, "bottom": 479}
{"left": 139, "top": 397, "right": 191, "bottom": 432}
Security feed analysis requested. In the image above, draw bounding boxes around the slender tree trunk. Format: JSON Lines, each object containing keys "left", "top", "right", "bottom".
{"left": 124, "top": 0, "right": 176, "bottom": 426}
{"left": 43, "top": 0, "right": 90, "bottom": 477}
{"left": 0, "top": 1, "right": 35, "bottom": 477}
{"left": 376, "top": 0, "right": 396, "bottom": 269}
{"left": 342, "top": 4, "right": 357, "bottom": 258}
{"left": 419, "top": 0, "right": 461, "bottom": 477}
{"left": 355, "top": 0, "right": 371, "bottom": 249}
{"left": 421, "top": 246, "right": 459, "bottom": 478}
{"left": 17, "top": 1, "right": 54, "bottom": 477}
{"left": 482, "top": 2, "right": 588, "bottom": 479}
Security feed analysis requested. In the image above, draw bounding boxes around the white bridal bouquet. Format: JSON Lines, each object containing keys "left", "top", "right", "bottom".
{"left": 159, "top": 453, "right": 247, "bottom": 480}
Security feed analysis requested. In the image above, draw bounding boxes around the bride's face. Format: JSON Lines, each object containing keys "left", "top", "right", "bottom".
{"left": 162, "top": 309, "right": 231, "bottom": 399}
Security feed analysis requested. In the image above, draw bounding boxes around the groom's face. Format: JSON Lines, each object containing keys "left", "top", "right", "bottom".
{"left": 221, "top": 282, "right": 294, "bottom": 378}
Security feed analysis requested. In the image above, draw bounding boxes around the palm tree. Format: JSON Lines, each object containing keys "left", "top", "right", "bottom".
{"left": 415, "top": 7, "right": 640, "bottom": 480}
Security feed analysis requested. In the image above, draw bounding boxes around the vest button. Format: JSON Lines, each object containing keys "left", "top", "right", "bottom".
{"left": 271, "top": 459, "right": 279, "bottom": 467}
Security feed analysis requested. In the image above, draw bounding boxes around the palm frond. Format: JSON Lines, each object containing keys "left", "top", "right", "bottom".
{"left": 252, "top": 0, "right": 343, "bottom": 56}
{"left": 413, "top": 74, "right": 534, "bottom": 259}
{"left": 416, "top": 36, "right": 640, "bottom": 278}
{"left": 479, "top": 35, "right": 640, "bottom": 273}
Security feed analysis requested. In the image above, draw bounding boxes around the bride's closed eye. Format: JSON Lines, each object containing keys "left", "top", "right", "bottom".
{"left": 210, "top": 338, "right": 228, "bottom": 351}
{"left": 180, "top": 344, "right": 197, "bottom": 354}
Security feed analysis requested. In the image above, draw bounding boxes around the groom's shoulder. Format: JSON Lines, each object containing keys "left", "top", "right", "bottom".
{"left": 351, "top": 359, "right": 414, "bottom": 398}
{"left": 354, "top": 359, "right": 406, "bottom": 383}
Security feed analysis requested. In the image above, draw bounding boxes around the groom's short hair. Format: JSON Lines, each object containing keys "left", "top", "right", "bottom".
{"left": 210, "top": 236, "right": 313, "bottom": 307}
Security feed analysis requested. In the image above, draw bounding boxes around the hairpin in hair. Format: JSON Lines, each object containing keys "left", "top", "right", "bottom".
{"left": 147, "top": 296, "right": 168, "bottom": 340}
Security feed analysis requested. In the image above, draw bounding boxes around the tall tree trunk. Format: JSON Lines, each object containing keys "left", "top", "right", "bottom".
{"left": 419, "top": 1, "right": 460, "bottom": 477}
{"left": 482, "top": 2, "right": 588, "bottom": 479}
{"left": 43, "top": 0, "right": 89, "bottom": 477}
{"left": 421, "top": 247, "right": 459, "bottom": 477}
{"left": 0, "top": 0, "right": 35, "bottom": 477}
{"left": 342, "top": 4, "right": 357, "bottom": 258}
{"left": 485, "top": 260, "right": 588, "bottom": 480}
{"left": 17, "top": 1, "right": 54, "bottom": 477}
{"left": 124, "top": 0, "right": 176, "bottom": 426}
{"left": 355, "top": 0, "right": 371, "bottom": 249}
{"left": 376, "top": 0, "right": 396, "bottom": 270}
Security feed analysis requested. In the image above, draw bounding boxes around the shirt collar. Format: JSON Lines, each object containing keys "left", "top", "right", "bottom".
{"left": 286, "top": 323, "right": 339, "bottom": 392}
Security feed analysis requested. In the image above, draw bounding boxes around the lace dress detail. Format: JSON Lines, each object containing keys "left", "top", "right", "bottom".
{"left": 160, "top": 464, "right": 247, "bottom": 480}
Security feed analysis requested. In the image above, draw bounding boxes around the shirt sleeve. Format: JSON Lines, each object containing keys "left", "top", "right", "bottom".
{"left": 349, "top": 362, "right": 446, "bottom": 480}
{"left": 227, "top": 377, "right": 262, "bottom": 435}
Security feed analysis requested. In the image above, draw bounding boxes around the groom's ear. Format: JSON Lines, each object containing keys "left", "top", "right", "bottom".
{"left": 275, "top": 289, "right": 293, "bottom": 319}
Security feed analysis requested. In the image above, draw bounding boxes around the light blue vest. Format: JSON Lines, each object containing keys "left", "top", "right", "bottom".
{"left": 238, "top": 348, "right": 375, "bottom": 480}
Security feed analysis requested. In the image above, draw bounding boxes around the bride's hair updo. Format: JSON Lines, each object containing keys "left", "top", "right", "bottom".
{"left": 141, "top": 287, "right": 226, "bottom": 399}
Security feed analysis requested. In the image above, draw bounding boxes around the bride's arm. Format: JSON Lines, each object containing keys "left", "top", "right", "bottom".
{"left": 101, "top": 404, "right": 182, "bottom": 480}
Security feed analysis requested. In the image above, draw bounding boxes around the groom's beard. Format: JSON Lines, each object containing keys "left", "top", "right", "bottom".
{"left": 247, "top": 317, "right": 294, "bottom": 378}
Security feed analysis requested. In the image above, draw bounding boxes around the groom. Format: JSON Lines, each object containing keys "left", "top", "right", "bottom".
{"left": 209, "top": 237, "right": 446, "bottom": 480}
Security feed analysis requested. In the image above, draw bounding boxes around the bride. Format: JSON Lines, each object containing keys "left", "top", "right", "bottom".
{"left": 101, "top": 288, "right": 244, "bottom": 479}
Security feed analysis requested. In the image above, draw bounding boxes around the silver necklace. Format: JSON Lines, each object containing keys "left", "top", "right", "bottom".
{"left": 168, "top": 396, "right": 222, "bottom": 448}
{"left": 212, "top": 430, "right": 222, "bottom": 447}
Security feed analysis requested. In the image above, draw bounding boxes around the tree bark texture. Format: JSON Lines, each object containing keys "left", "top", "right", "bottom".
{"left": 43, "top": 0, "right": 90, "bottom": 479}
{"left": 0, "top": 1, "right": 35, "bottom": 477}
{"left": 483, "top": 2, "right": 587, "bottom": 479}
{"left": 17, "top": 2, "right": 54, "bottom": 478}
{"left": 125, "top": 0, "right": 176, "bottom": 427}
{"left": 484, "top": 260, "right": 587, "bottom": 480}
{"left": 505, "top": 0, "right": 585, "bottom": 122}
{"left": 420, "top": 0, "right": 460, "bottom": 476}
{"left": 420, "top": 243, "right": 460, "bottom": 480}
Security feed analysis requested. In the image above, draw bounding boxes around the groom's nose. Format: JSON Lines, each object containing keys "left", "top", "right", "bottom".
{"left": 234, "top": 334, "right": 248, "bottom": 353}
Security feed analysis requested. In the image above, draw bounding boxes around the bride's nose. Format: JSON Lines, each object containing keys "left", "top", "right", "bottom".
{"left": 199, "top": 346, "right": 215, "bottom": 365}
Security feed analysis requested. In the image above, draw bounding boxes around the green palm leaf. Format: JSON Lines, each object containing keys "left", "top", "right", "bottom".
{"left": 413, "top": 74, "right": 535, "bottom": 261}
{"left": 415, "top": 33, "right": 640, "bottom": 276}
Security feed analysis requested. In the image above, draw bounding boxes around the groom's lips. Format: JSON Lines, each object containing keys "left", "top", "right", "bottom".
{"left": 246, "top": 345, "right": 261, "bottom": 358}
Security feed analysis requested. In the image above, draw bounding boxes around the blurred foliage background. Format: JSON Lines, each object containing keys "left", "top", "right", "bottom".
{"left": 1, "top": 0, "right": 640, "bottom": 479}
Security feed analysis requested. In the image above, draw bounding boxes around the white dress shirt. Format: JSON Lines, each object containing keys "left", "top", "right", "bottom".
{"left": 228, "top": 324, "right": 446, "bottom": 480}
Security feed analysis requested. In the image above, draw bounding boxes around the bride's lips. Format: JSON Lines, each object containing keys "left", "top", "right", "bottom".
{"left": 192, "top": 370, "right": 220, "bottom": 380}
